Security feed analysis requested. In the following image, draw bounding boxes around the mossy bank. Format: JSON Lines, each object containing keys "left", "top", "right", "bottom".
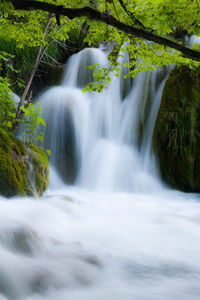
{"left": 0, "top": 128, "right": 49, "bottom": 197}
{"left": 153, "top": 66, "right": 200, "bottom": 192}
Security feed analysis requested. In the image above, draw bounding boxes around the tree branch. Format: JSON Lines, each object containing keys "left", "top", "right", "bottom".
{"left": 117, "top": 0, "right": 145, "bottom": 29}
{"left": 10, "top": 0, "right": 200, "bottom": 61}
{"left": 15, "top": 14, "right": 52, "bottom": 121}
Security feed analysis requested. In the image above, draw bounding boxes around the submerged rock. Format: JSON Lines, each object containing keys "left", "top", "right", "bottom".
{"left": 0, "top": 224, "right": 42, "bottom": 255}
{"left": 153, "top": 66, "right": 200, "bottom": 192}
{"left": 0, "top": 128, "right": 49, "bottom": 197}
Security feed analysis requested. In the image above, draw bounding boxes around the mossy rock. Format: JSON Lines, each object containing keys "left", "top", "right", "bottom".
{"left": 29, "top": 144, "right": 49, "bottom": 196}
{"left": 0, "top": 129, "right": 49, "bottom": 197}
{"left": 153, "top": 66, "right": 200, "bottom": 192}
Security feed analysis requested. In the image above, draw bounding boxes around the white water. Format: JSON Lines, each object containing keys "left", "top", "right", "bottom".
{"left": 40, "top": 47, "right": 167, "bottom": 191}
{"left": 1, "top": 47, "right": 200, "bottom": 300}
{"left": 1, "top": 190, "right": 200, "bottom": 300}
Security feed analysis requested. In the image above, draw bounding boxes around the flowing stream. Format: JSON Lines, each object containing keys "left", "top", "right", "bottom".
{"left": 1, "top": 46, "right": 200, "bottom": 300}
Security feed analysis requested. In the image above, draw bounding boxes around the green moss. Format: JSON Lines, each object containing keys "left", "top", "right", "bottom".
{"left": 153, "top": 66, "right": 200, "bottom": 192}
{"left": 0, "top": 129, "right": 49, "bottom": 197}
{"left": 29, "top": 144, "right": 49, "bottom": 196}
{"left": 0, "top": 128, "right": 30, "bottom": 197}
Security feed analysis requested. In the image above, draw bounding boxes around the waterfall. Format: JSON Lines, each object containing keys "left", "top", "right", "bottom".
{"left": 2, "top": 47, "right": 200, "bottom": 300}
{"left": 39, "top": 46, "right": 168, "bottom": 192}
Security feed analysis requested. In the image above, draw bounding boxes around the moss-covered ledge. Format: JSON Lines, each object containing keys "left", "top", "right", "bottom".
{"left": 153, "top": 66, "right": 200, "bottom": 192}
{"left": 0, "top": 128, "right": 49, "bottom": 197}
{"left": 29, "top": 144, "right": 49, "bottom": 196}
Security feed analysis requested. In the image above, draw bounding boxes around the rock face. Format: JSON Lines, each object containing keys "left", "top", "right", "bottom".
{"left": 0, "top": 129, "right": 49, "bottom": 197}
{"left": 153, "top": 66, "right": 200, "bottom": 192}
{"left": 28, "top": 144, "right": 49, "bottom": 196}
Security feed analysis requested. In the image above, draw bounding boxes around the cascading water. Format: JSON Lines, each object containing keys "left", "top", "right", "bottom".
{"left": 1, "top": 46, "right": 200, "bottom": 300}
{"left": 40, "top": 47, "right": 167, "bottom": 192}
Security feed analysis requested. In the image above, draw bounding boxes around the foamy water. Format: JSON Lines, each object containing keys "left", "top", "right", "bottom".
{"left": 0, "top": 188, "right": 200, "bottom": 299}
{"left": 1, "top": 45, "right": 199, "bottom": 299}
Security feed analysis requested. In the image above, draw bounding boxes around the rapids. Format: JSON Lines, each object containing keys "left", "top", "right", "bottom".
{"left": 1, "top": 46, "right": 200, "bottom": 300}
{"left": 1, "top": 189, "right": 200, "bottom": 300}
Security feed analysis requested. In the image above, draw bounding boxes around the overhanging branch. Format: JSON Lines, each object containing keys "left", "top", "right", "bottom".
{"left": 117, "top": 0, "right": 146, "bottom": 29}
{"left": 10, "top": 0, "right": 200, "bottom": 61}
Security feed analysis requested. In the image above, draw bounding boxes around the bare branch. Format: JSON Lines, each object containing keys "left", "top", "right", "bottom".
{"left": 16, "top": 14, "right": 53, "bottom": 120}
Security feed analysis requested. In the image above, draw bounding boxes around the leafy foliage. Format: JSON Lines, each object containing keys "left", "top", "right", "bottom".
{"left": 1, "top": 0, "right": 200, "bottom": 118}
{"left": 0, "top": 77, "right": 17, "bottom": 128}
{"left": 0, "top": 51, "right": 18, "bottom": 128}
{"left": 21, "top": 102, "right": 46, "bottom": 144}
{"left": 0, "top": 50, "right": 47, "bottom": 147}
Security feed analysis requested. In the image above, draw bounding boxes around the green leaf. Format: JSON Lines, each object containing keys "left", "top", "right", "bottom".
{"left": 46, "top": 149, "right": 51, "bottom": 156}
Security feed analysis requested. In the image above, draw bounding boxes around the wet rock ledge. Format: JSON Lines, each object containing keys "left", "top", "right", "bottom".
{"left": 0, "top": 128, "right": 49, "bottom": 197}
{"left": 153, "top": 66, "right": 200, "bottom": 192}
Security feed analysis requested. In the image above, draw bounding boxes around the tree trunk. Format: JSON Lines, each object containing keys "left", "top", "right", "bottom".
{"left": 16, "top": 15, "right": 52, "bottom": 120}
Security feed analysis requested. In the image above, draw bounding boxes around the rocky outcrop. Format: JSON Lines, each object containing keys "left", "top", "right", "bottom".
{"left": 153, "top": 66, "right": 200, "bottom": 192}
{"left": 0, "top": 128, "right": 49, "bottom": 197}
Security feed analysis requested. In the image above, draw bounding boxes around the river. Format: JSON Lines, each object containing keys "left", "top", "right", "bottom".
{"left": 1, "top": 45, "right": 200, "bottom": 300}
